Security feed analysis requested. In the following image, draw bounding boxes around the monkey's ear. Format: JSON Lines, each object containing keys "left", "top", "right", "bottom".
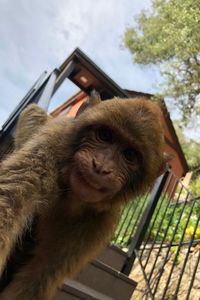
{"left": 158, "top": 152, "right": 173, "bottom": 176}
{"left": 76, "top": 90, "right": 101, "bottom": 117}
{"left": 89, "top": 90, "right": 101, "bottom": 105}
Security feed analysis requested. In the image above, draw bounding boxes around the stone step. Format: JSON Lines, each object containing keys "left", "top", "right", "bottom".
{"left": 54, "top": 280, "right": 114, "bottom": 300}
{"left": 75, "top": 259, "right": 137, "bottom": 300}
{"left": 98, "top": 245, "right": 127, "bottom": 271}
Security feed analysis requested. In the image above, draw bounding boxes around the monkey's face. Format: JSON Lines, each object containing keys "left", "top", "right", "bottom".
{"left": 60, "top": 98, "right": 168, "bottom": 206}
{"left": 69, "top": 125, "right": 141, "bottom": 203}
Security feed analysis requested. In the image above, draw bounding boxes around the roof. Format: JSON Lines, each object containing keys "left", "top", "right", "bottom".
{"left": 0, "top": 47, "right": 188, "bottom": 173}
{"left": 57, "top": 48, "right": 129, "bottom": 99}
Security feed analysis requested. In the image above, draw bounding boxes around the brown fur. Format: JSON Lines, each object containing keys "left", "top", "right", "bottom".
{"left": 15, "top": 104, "right": 52, "bottom": 150}
{"left": 0, "top": 97, "right": 167, "bottom": 300}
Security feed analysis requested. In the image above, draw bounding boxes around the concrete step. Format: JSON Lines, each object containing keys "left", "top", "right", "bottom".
{"left": 54, "top": 280, "right": 114, "bottom": 300}
{"left": 54, "top": 246, "right": 136, "bottom": 300}
{"left": 75, "top": 259, "right": 137, "bottom": 300}
{"left": 97, "top": 245, "right": 127, "bottom": 271}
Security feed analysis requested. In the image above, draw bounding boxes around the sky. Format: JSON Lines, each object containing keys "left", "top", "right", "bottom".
{"left": 0, "top": 0, "right": 199, "bottom": 141}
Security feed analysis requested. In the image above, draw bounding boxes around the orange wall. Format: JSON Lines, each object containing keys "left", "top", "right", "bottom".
{"left": 161, "top": 115, "right": 187, "bottom": 178}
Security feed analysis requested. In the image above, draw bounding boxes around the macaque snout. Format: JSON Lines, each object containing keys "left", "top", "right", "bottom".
{"left": 69, "top": 149, "right": 123, "bottom": 202}
{"left": 92, "top": 152, "right": 114, "bottom": 175}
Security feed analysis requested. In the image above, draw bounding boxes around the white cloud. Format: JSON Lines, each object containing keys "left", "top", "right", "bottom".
{"left": 0, "top": 0, "right": 156, "bottom": 127}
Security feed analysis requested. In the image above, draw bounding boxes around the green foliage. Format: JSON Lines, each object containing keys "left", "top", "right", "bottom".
{"left": 114, "top": 195, "right": 149, "bottom": 247}
{"left": 174, "top": 122, "right": 200, "bottom": 175}
{"left": 173, "top": 121, "right": 200, "bottom": 196}
{"left": 182, "top": 141, "right": 200, "bottom": 173}
{"left": 171, "top": 246, "right": 181, "bottom": 265}
{"left": 149, "top": 198, "right": 200, "bottom": 243}
{"left": 124, "top": 0, "right": 200, "bottom": 123}
{"left": 191, "top": 178, "right": 200, "bottom": 196}
{"left": 115, "top": 195, "right": 200, "bottom": 248}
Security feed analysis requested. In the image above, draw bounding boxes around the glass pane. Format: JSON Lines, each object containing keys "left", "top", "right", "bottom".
{"left": 48, "top": 78, "right": 80, "bottom": 113}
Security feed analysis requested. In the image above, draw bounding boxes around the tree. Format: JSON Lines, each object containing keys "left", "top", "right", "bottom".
{"left": 174, "top": 121, "right": 200, "bottom": 195}
{"left": 124, "top": 0, "right": 200, "bottom": 124}
{"left": 174, "top": 122, "right": 200, "bottom": 174}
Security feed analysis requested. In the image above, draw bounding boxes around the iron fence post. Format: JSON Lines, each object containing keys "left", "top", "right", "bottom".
{"left": 121, "top": 170, "right": 169, "bottom": 275}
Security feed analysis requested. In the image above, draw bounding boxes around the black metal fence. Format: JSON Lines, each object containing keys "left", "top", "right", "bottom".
{"left": 114, "top": 170, "right": 200, "bottom": 300}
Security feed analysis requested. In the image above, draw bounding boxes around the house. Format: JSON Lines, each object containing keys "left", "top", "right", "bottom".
{"left": 0, "top": 48, "right": 188, "bottom": 179}
{"left": 51, "top": 48, "right": 188, "bottom": 180}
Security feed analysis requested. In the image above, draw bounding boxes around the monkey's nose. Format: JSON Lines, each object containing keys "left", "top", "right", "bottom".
{"left": 92, "top": 158, "right": 111, "bottom": 175}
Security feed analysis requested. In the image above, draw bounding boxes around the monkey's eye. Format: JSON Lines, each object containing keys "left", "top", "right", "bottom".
{"left": 97, "top": 126, "right": 113, "bottom": 143}
{"left": 123, "top": 148, "right": 138, "bottom": 162}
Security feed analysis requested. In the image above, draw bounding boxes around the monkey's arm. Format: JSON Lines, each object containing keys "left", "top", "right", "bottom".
{"left": 0, "top": 206, "right": 120, "bottom": 300}
{"left": 0, "top": 146, "right": 58, "bottom": 275}
{"left": 0, "top": 113, "right": 71, "bottom": 274}
{"left": 0, "top": 104, "right": 52, "bottom": 272}
{"left": 15, "top": 104, "right": 51, "bottom": 149}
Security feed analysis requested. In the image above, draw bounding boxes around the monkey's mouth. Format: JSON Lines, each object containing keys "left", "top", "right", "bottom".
{"left": 77, "top": 169, "right": 107, "bottom": 192}
{"left": 69, "top": 168, "right": 110, "bottom": 202}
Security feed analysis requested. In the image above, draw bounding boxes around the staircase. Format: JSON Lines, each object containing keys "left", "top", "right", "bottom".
{"left": 53, "top": 246, "right": 137, "bottom": 300}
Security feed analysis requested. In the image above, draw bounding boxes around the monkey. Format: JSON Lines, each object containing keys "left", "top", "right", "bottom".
{"left": 0, "top": 94, "right": 168, "bottom": 300}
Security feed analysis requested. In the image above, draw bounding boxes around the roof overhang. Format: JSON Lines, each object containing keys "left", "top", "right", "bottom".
{"left": 56, "top": 48, "right": 129, "bottom": 100}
